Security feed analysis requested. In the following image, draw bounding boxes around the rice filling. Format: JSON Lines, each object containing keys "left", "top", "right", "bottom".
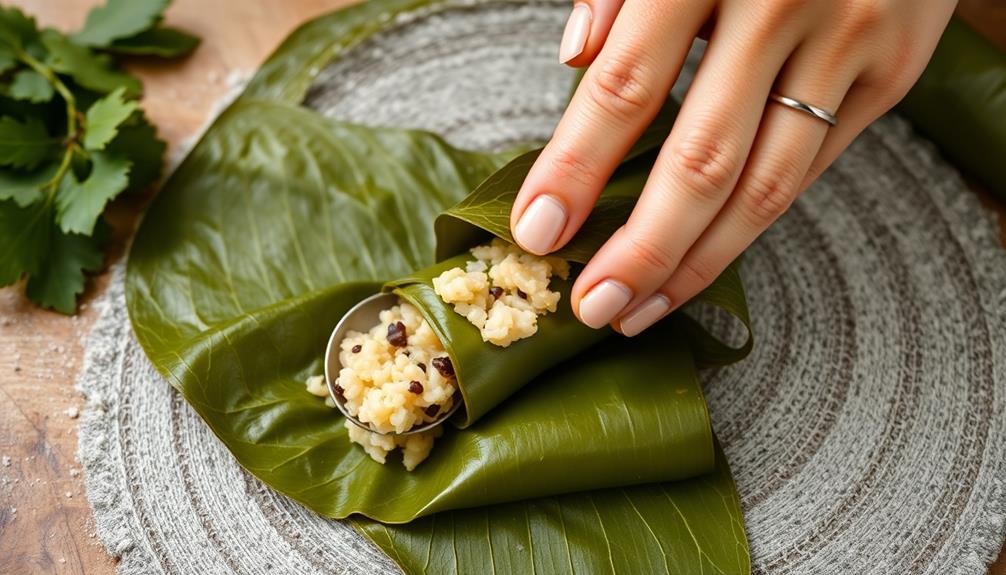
{"left": 433, "top": 239, "right": 570, "bottom": 347}
{"left": 306, "top": 301, "right": 455, "bottom": 470}
{"left": 305, "top": 240, "right": 569, "bottom": 470}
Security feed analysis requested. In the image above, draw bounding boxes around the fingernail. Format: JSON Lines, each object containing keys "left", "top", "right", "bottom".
{"left": 559, "top": 3, "right": 592, "bottom": 64}
{"left": 579, "top": 280, "right": 633, "bottom": 329}
{"left": 514, "top": 195, "right": 567, "bottom": 255}
{"left": 619, "top": 294, "right": 672, "bottom": 337}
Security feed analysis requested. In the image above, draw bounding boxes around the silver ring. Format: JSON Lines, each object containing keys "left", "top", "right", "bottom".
{"left": 769, "top": 92, "right": 838, "bottom": 126}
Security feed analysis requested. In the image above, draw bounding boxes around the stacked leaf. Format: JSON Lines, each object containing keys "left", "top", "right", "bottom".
{"left": 124, "top": 0, "right": 755, "bottom": 572}
{"left": 0, "top": 0, "right": 198, "bottom": 313}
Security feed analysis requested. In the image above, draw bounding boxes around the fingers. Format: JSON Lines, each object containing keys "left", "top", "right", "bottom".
{"left": 559, "top": 0, "right": 624, "bottom": 67}
{"left": 620, "top": 40, "right": 863, "bottom": 336}
{"left": 571, "top": 3, "right": 809, "bottom": 329}
{"left": 511, "top": 0, "right": 713, "bottom": 255}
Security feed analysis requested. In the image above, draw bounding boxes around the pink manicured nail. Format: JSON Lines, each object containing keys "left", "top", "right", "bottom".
{"left": 579, "top": 280, "right": 633, "bottom": 329}
{"left": 619, "top": 294, "right": 672, "bottom": 337}
{"left": 514, "top": 195, "right": 567, "bottom": 255}
{"left": 559, "top": 3, "right": 592, "bottom": 64}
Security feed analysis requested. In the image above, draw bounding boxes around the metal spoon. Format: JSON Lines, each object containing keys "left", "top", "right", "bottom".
{"left": 324, "top": 292, "right": 462, "bottom": 436}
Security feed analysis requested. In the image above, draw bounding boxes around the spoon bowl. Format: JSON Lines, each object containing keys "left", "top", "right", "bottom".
{"left": 324, "top": 292, "right": 462, "bottom": 436}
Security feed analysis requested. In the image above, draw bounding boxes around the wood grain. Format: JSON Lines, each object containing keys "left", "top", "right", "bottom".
{"left": 0, "top": 1, "right": 1003, "bottom": 574}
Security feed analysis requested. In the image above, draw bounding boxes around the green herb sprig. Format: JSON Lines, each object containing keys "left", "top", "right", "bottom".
{"left": 0, "top": 0, "right": 198, "bottom": 314}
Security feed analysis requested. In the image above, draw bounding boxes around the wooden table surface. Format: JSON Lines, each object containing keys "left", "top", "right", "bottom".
{"left": 0, "top": 1, "right": 1003, "bottom": 573}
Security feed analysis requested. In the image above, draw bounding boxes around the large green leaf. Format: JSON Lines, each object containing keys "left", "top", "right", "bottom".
{"left": 355, "top": 440, "right": 748, "bottom": 575}
{"left": 127, "top": 105, "right": 750, "bottom": 570}
{"left": 899, "top": 17, "right": 1006, "bottom": 200}
{"left": 125, "top": 0, "right": 753, "bottom": 572}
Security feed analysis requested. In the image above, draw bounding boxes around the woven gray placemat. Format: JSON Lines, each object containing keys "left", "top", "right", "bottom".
{"left": 76, "top": 1, "right": 1006, "bottom": 573}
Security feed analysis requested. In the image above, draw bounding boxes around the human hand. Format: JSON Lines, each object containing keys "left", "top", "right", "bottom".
{"left": 509, "top": 0, "right": 956, "bottom": 335}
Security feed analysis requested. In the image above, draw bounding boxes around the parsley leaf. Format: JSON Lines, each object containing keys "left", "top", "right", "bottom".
{"left": 83, "top": 86, "right": 137, "bottom": 150}
{"left": 9, "top": 69, "right": 54, "bottom": 103}
{"left": 55, "top": 152, "right": 131, "bottom": 235}
{"left": 0, "top": 115, "right": 56, "bottom": 168}
{"left": 73, "top": 0, "right": 169, "bottom": 47}
{"left": 0, "top": 162, "right": 58, "bottom": 206}
{"left": 0, "top": 198, "right": 50, "bottom": 285}
{"left": 0, "top": 0, "right": 196, "bottom": 313}
{"left": 0, "top": 46, "right": 15, "bottom": 74}
{"left": 0, "top": 6, "right": 39, "bottom": 51}
{"left": 105, "top": 26, "right": 199, "bottom": 57}
{"left": 107, "top": 112, "right": 165, "bottom": 192}
{"left": 26, "top": 222, "right": 105, "bottom": 313}
{"left": 42, "top": 30, "right": 142, "bottom": 97}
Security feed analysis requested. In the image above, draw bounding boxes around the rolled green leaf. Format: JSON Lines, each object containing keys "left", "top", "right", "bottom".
{"left": 386, "top": 258, "right": 603, "bottom": 427}
{"left": 899, "top": 17, "right": 1006, "bottom": 199}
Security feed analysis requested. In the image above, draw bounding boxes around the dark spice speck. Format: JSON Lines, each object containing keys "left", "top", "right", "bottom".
{"left": 417, "top": 362, "right": 426, "bottom": 372}
{"left": 425, "top": 404, "right": 440, "bottom": 417}
{"left": 517, "top": 289, "right": 528, "bottom": 299}
{"left": 489, "top": 286, "right": 504, "bottom": 300}
{"left": 386, "top": 321, "right": 408, "bottom": 347}
{"left": 333, "top": 384, "right": 346, "bottom": 401}
{"left": 408, "top": 381, "right": 424, "bottom": 394}
{"left": 351, "top": 344, "right": 362, "bottom": 353}
{"left": 431, "top": 356, "right": 455, "bottom": 378}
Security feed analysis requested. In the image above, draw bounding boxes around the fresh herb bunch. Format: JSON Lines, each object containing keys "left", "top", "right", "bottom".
{"left": 0, "top": 0, "right": 198, "bottom": 314}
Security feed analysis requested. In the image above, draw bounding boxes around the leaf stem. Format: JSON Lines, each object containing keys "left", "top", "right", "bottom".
{"left": 17, "top": 49, "right": 78, "bottom": 198}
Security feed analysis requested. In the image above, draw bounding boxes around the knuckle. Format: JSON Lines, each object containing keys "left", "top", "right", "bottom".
{"left": 883, "top": 41, "right": 926, "bottom": 95}
{"left": 758, "top": 0, "right": 814, "bottom": 25}
{"left": 737, "top": 162, "right": 802, "bottom": 227}
{"left": 667, "top": 133, "right": 740, "bottom": 200}
{"left": 858, "top": 64, "right": 916, "bottom": 112}
{"left": 675, "top": 257, "right": 718, "bottom": 288}
{"left": 587, "top": 51, "right": 656, "bottom": 119}
{"left": 875, "top": 79, "right": 911, "bottom": 110}
{"left": 545, "top": 147, "right": 599, "bottom": 189}
{"left": 804, "top": 160, "right": 828, "bottom": 186}
{"left": 839, "top": 0, "right": 887, "bottom": 36}
{"left": 625, "top": 232, "right": 679, "bottom": 273}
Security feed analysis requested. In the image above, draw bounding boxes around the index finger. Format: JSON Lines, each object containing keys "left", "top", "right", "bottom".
{"left": 510, "top": 0, "right": 712, "bottom": 255}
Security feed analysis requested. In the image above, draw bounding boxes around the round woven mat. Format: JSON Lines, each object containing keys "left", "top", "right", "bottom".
{"left": 77, "top": 1, "right": 1006, "bottom": 573}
